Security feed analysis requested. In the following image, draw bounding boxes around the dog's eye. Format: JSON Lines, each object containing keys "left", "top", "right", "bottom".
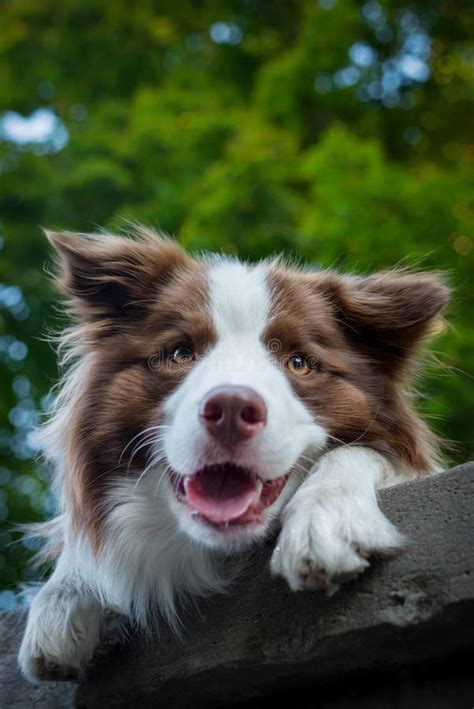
{"left": 287, "top": 354, "right": 311, "bottom": 376}
{"left": 170, "top": 345, "right": 195, "bottom": 365}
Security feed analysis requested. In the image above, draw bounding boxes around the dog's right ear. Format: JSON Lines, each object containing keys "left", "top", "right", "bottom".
{"left": 46, "top": 229, "right": 189, "bottom": 325}
{"left": 312, "top": 269, "right": 450, "bottom": 376}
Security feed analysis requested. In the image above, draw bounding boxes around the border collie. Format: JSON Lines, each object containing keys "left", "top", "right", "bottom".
{"left": 19, "top": 227, "right": 448, "bottom": 682}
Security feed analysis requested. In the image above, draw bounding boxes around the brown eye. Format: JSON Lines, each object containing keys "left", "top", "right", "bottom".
{"left": 287, "top": 354, "right": 310, "bottom": 376}
{"left": 171, "top": 345, "right": 195, "bottom": 365}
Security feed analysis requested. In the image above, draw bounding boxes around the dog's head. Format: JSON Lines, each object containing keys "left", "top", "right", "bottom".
{"left": 47, "top": 228, "right": 448, "bottom": 551}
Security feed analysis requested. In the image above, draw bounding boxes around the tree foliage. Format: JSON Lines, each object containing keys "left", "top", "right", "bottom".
{"left": 0, "top": 0, "right": 472, "bottom": 597}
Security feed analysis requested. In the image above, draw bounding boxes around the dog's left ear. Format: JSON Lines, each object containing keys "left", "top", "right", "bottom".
{"left": 316, "top": 270, "right": 450, "bottom": 372}
{"left": 46, "top": 229, "right": 190, "bottom": 325}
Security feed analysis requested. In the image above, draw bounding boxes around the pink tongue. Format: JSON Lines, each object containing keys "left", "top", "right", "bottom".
{"left": 184, "top": 465, "right": 257, "bottom": 524}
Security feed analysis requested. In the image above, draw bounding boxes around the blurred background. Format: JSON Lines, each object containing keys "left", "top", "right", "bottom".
{"left": 0, "top": 0, "right": 472, "bottom": 605}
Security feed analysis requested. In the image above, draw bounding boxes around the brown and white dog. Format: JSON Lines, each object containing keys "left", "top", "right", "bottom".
{"left": 19, "top": 227, "right": 449, "bottom": 681}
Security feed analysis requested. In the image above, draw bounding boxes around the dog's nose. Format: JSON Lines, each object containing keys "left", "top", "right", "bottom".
{"left": 199, "top": 385, "right": 267, "bottom": 446}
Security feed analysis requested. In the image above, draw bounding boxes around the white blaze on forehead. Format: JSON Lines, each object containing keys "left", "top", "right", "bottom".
{"left": 208, "top": 259, "right": 270, "bottom": 339}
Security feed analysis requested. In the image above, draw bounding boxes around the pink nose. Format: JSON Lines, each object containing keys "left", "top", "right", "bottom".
{"left": 199, "top": 385, "right": 267, "bottom": 447}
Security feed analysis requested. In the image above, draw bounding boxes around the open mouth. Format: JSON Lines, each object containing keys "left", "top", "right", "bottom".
{"left": 173, "top": 463, "right": 289, "bottom": 527}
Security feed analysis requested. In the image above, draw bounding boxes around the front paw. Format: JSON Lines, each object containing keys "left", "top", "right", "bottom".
{"left": 271, "top": 485, "right": 404, "bottom": 594}
{"left": 18, "top": 646, "right": 82, "bottom": 683}
{"left": 18, "top": 582, "right": 103, "bottom": 683}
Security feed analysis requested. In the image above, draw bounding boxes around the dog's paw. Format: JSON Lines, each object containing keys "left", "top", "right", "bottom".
{"left": 18, "top": 582, "right": 103, "bottom": 683}
{"left": 271, "top": 482, "right": 404, "bottom": 595}
{"left": 19, "top": 649, "right": 82, "bottom": 683}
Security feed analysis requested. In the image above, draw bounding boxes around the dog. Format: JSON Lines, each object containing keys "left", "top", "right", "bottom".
{"left": 18, "top": 227, "right": 449, "bottom": 682}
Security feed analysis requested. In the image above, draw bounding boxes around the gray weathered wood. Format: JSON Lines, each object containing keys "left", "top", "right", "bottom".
{"left": 1, "top": 463, "right": 473, "bottom": 708}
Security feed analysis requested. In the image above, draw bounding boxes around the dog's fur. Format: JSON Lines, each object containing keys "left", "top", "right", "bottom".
{"left": 18, "top": 227, "right": 449, "bottom": 682}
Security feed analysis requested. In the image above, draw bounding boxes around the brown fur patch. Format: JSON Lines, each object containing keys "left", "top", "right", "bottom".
{"left": 50, "top": 230, "right": 216, "bottom": 548}
{"left": 265, "top": 266, "right": 449, "bottom": 472}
